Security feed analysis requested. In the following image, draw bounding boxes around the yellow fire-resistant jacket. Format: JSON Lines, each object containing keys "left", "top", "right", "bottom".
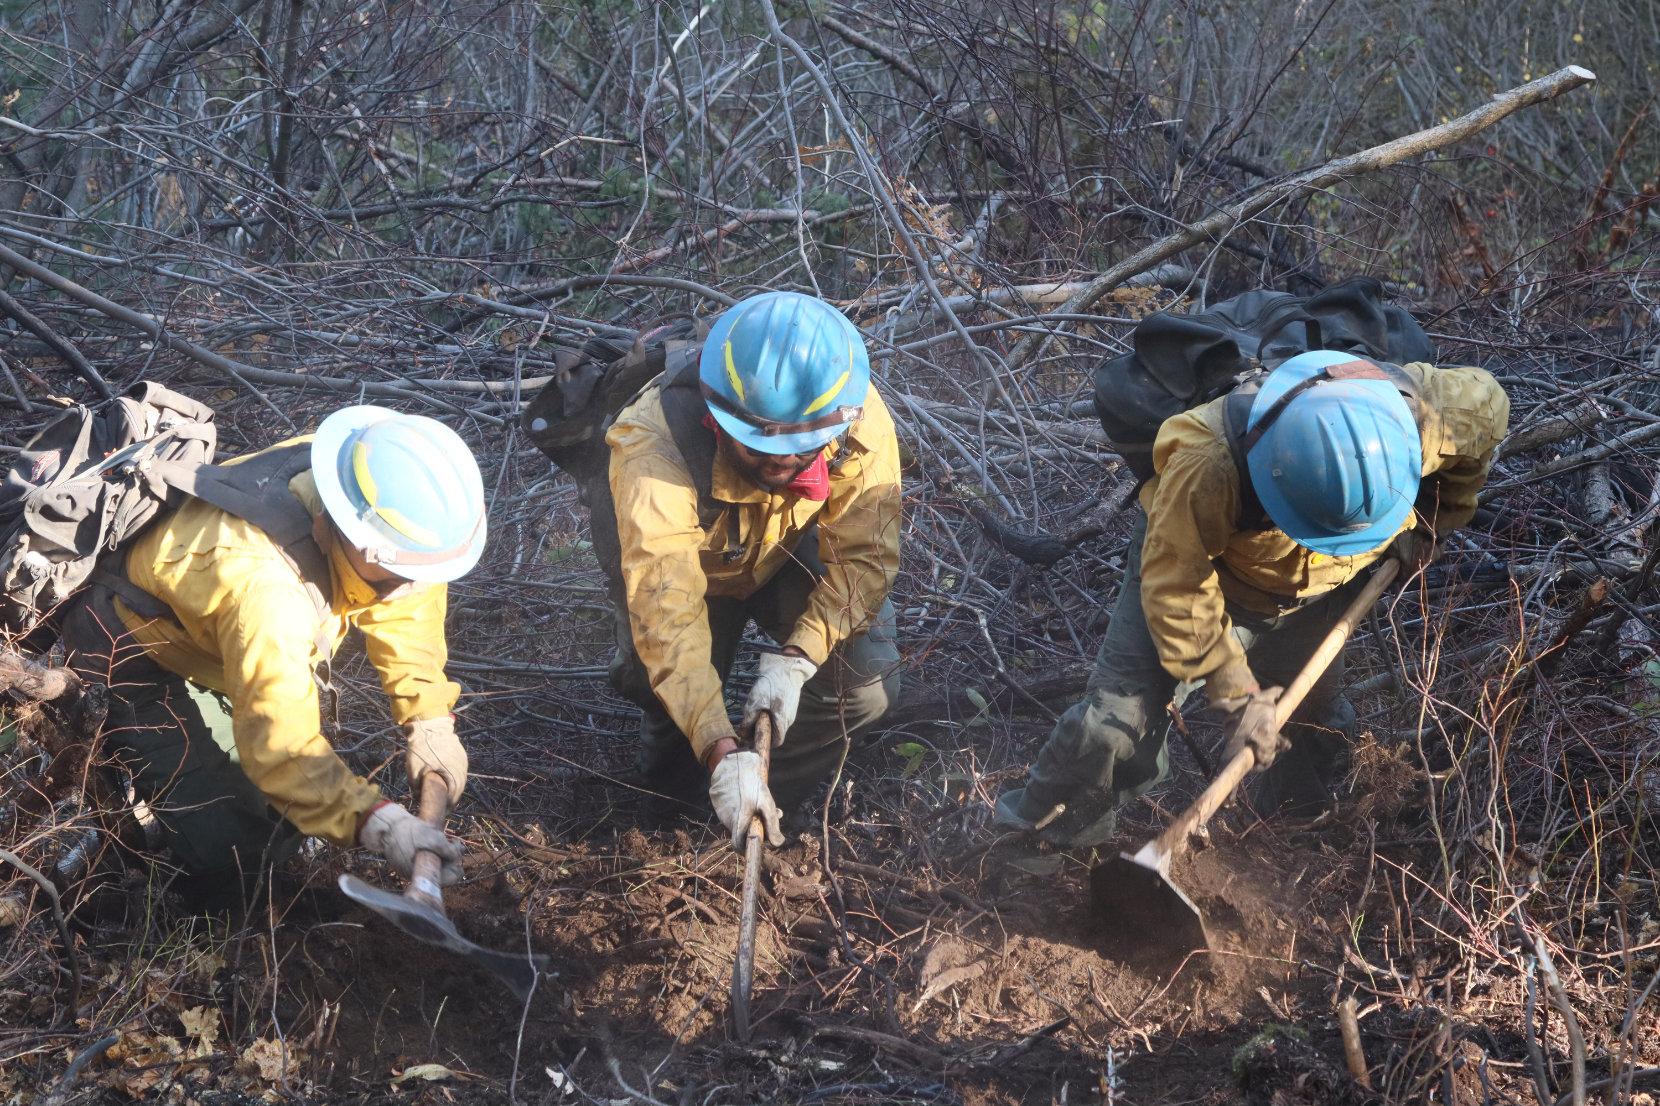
{"left": 113, "top": 439, "right": 460, "bottom": 846}
{"left": 606, "top": 384, "right": 902, "bottom": 760}
{"left": 1139, "top": 362, "right": 1510, "bottom": 700}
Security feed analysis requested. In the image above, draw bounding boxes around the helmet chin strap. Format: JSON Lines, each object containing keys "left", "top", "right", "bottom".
{"left": 700, "top": 381, "right": 862, "bottom": 437}
{"left": 313, "top": 513, "right": 418, "bottom": 596}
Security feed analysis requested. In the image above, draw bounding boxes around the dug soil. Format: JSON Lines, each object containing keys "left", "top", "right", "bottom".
{"left": 234, "top": 792, "right": 1476, "bottom": 1104}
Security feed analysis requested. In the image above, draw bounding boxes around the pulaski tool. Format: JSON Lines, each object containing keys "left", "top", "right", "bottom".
{"left": 730, "top": 711, "right": 774, "bottom": 1041}
{"left": 339, "top": 774, "right": 550, "bottom": 1001}
{"left": 1091, "top": 559, "right": 1401, "bottom": 959}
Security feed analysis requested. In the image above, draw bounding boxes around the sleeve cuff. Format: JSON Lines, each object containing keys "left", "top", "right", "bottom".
{"left": 785, "top": 627, "right": 832, "bottom": 668}
{"left": 320, "top": 781, "right": 387, "bottom": 848}
{"left": 689, "top": 718, "right": 740, "bottom": 762}
{"left": 1205, "top": 658, "right": 1258, "bottom": 702}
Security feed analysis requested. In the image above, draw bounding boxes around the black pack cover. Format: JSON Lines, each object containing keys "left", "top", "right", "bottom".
{"left": 1092, "top": 276, "right": 1437, "bottom": 480}
{"left": 520, "top": 318, "right": 706, "bottom": 489}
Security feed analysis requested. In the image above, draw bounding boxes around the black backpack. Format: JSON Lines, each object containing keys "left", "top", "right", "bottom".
{"left": 520, "top": 319, "right": 711, "bottom": 491}
{"left": 521, "top": 321, "right": 727, "bottom": 600}
{"left": 1093, "top": 276, "right": 1437, "bottom": 484}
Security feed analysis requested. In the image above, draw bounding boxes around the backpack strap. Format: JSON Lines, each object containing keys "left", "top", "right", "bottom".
{"left": 1220, "top": 385, "right": 1272, "bottom": 532}
{"left": 152, "top": 444, "right": 331, "bottom": 612}
{"left": 1221, "top": 361, "right": 1423, "bottom": 533}
{"left": 658, "top": 353, "right": 732, "bottom": 537}
{"left": 587, "top": 348, "right": 734, "bottom": 606}
{"left": 106, "top": 443, "right": 343, "bottom": 735}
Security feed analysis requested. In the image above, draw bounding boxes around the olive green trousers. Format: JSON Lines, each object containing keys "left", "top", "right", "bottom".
{"left": 999, "top": 518, "right": 1360, "bottom": 847}
{"left": 62, "top": 590, "right": 302, "bottom": 906}
{"left": 610, "top": 541, "right": 901, "bottom": 809}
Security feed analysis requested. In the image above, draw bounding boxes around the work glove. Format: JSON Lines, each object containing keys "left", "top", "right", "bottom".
{"left": 1215, "top": 686, "right": 1289, "bottom": 772}
{"left": 405, "top": 714, "right": 468, "bottom": 806}
{"left": 1389, "top": 526, "right": 1440, "bottom": 573}
{"left": 358, "top": 802, "right": 465, "bottom": 886}
{"left": 742, "top": 651, "right": 817, "bottom": 746}
{"left": 708, "top": 750, "right": 785, "bottom": 850}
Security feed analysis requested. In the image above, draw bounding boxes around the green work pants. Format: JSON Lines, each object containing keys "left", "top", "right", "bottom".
{"left": 610, "top": 538, "right": 902, "bottom": 809}
{"left": 61, "top": 590, "right": 302, "bottom": 906}
{"left": 1002, "top": 517, "right": 1360, "bottom": 847}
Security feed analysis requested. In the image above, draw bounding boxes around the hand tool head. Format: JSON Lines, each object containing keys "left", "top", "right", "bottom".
{"left": 1089, "top": 850, "right": 1209, "bottom": 961}
{"left": 338, "top": 874, "right": 549, "bottom": 1001}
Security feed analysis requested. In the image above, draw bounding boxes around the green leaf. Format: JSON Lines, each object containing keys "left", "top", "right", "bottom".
{"left": 893, "top": 741, "right": 926, "bottom": 778}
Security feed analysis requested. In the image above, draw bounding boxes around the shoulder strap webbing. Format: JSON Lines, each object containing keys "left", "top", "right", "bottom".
{"left": 157, "top": 444, "right": 314, "bottom": 543}
{"left": 150, "top": 443, "right": 331, "bottom": 607}
{"left": 658, "top": 352, "right": 726, "bottom": 532}
{"left": 1221, "top": 386, "right": 1271, "bottom": 531}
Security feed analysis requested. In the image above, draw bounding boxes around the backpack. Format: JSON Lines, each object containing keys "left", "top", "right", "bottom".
{"left": 1, "top": 383, "right": 218, "bottom": 635}
{"left": 1092, "top": 276, "right": 1437, "bottom": 486}
{"left": 520, "top": 319, "right": 710, "bottom": 491}
{"left": 521, "top": 321, "right": 730, "bottom": 601}
{"left": 1, "top": 383, "right": 333, "bottom": 655}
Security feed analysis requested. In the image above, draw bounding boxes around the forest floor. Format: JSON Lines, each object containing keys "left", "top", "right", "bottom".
{"left": 4, "top": 707, "right": 1631, "bottom": 1106}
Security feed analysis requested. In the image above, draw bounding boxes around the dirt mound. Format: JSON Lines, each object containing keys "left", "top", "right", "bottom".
{"left": 329, "top": 810, "right": 1351, "bottom": 1102}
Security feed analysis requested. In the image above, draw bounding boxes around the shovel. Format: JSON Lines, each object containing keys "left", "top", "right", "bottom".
{"left": 729, "top": 711, "right": 774, "bottom": 1042}
{"left": 1091, "top": 558, "right": 1401, "bottom": 958}
{"left": 339, "top": 774, "right": 551, "bottom": 1001}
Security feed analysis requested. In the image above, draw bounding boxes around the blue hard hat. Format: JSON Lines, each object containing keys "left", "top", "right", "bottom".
{"left": 698, "top": 291, "right": 871, "bottom": 455}
{"left": 311, "top": 406, "right": 487, "bottom": 583}
{"left": 1245, "top": 350, "right": 1421, "bottom": 557}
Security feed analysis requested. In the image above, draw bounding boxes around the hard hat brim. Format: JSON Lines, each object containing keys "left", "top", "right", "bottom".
{"left": 311, "top": 406, "right": 487, "bottom": 584}
{"left": 708, "top": 405, "right": 844, "bottom": 456}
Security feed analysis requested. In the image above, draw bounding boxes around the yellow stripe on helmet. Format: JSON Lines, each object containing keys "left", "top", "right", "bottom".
{"left": 352, "top": 440, "right": 442, "bottom": 547}
{"left": 372, "top": 504, "right": 442, "bottom": 547}
{"left": 802, "top": 368, "right": 851, "bottom": 417}
{"left": 722, "top": 342, "right": 746, "bottom": 403}
{"left": 351, "top": 441, "right": 380, "bottom": 505}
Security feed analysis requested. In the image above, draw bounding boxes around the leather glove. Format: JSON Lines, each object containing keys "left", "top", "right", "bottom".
{"left": 742, "top": 651, "right": 817, "bottom": 746}
{"left": 1389, "top": 526, "right": 1440, "bottom": 572}
{"left": 708, "top": 750, "right": 785, "bottom": 850}
{"left": 358, "top": 802, "right": 464, "bottom": 885}
{"left": 1216, "top": 686, "right": 1289, "bottom": 772}
{"left": 405, "top": 714, "right": 467, "bottom": 805}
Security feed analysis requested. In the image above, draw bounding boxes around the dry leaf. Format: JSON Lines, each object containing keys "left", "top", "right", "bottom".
{"left": 107, "top": 1031, "right": 185, "bottom": 1097}
{"left": 142, "top": 969, "right": 183, "bottom": 1010}
{"left": 911, "top": 937, "right": 991, "bottom": 1013}
{"left": 192, "top": 948, "right": 226, "bottom": 983}
{"left": 178, "top": 1005, "right": 220, "bottom": 1057}
{"left": 391, "top": 1063, "right": 459, "bottom": 1086}
{"left": 241, "top": 1037, "right": 300, "bottom": 1083}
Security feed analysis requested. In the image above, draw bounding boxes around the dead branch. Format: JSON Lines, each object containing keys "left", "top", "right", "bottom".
{"left": 1006, "top": 65, "right": 1599, "bottom": 371}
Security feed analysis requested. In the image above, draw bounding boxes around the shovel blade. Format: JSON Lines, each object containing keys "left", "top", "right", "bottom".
{"left": 337, "top": 875, "right": 549, "bottom": 1002}
{"left": 1089, "top": 852, "right": 1209, "bottom": 959}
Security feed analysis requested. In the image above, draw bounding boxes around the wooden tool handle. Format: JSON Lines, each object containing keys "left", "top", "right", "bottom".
{"left": 1273, "top": 559, "right": 1400, "bottom": 727}
{"left": 751, "top": 713, "right": 773, "bottom": 783}
{"left": 408, "top": 772, "right": 451, "bottom": 910}
{"left": 731, "top": 710, "right": 774, "bottom": 1042}
{"left": 1147, "top": 558, "right": 1402, "bottom": 865}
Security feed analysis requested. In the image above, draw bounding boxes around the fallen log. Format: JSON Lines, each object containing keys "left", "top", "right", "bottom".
{"left": 0, "top": 648, "right": 83, "bottom": 705}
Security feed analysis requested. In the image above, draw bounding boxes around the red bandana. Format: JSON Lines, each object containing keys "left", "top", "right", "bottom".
{"left": 705, "top": 416, "right": 831, "bottom": 501}
{"left": 787, "top": 453, "right": 831, "bottom": 500}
